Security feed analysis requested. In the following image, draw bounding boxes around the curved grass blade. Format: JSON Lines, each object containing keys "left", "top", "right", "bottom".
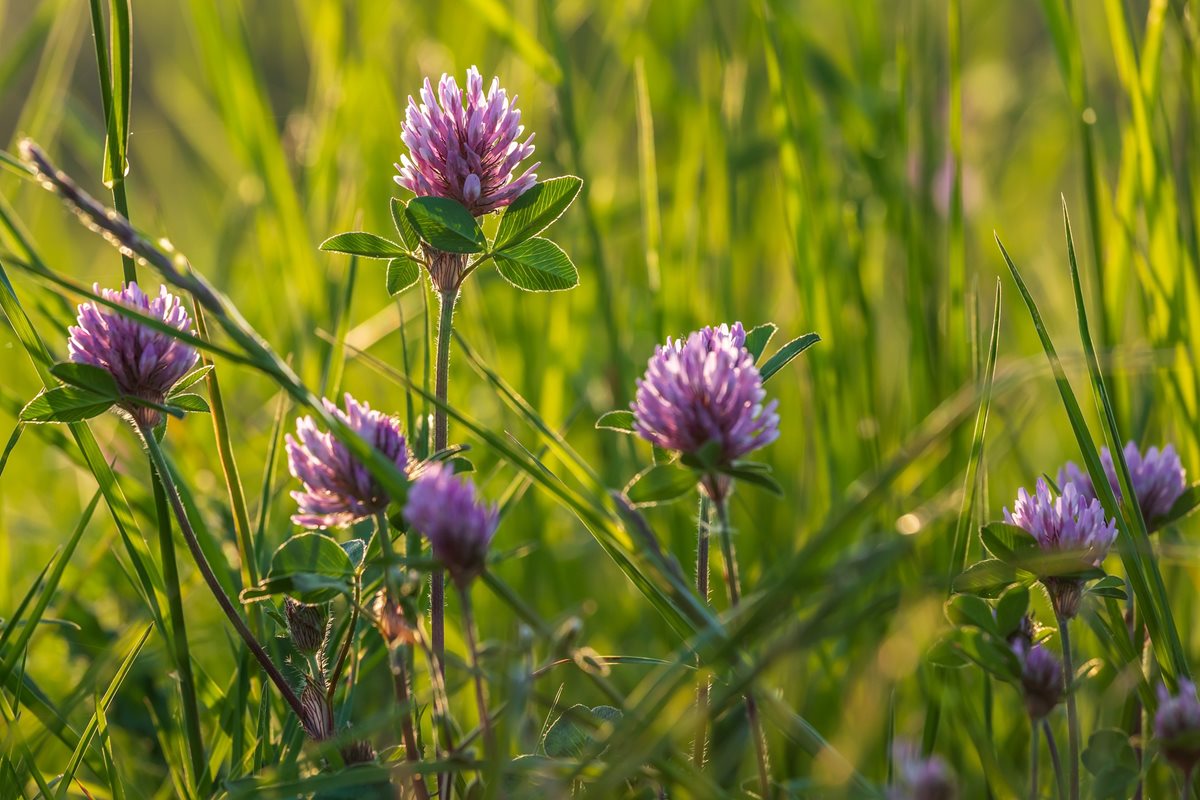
{"left": 55, "top": 624, "right": 152, "bottom": 799}
{"left": 949, "top": 279, "right": 1002, "bottom": 587}
{"left": 996, "top": 231, "right": 1188, "bottom": 682}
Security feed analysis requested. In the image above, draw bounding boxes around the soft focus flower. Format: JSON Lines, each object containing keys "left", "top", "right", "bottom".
{"left": 404, "top": 462, "right": 498, "bottom": 587}
{"left": 395, "top": 66, "right": 538, "bottom": 217}
{"left": 284, "top": 598, "right": 329, "bottom": 656}
{"left": 631, "top": 322, "right": 779, "bottom": 501}
{"left": 1004, "top": 478, "right": 1117, "bottom": 619}
{"left": 1019, "top": 643, "right": 1064, "bottom": 721}
{"left": 1058, "top": 442, "right": 1186, "bottom": 524}
{"left": 286, "top": 393, "right": 408, "bottom": 529}
{"left": 1155, "top": 679, "right": 1200, "bottom": 777}
{"left": 67, "top": 282, "right": 198, "bottom": 428}
{"left": 890, "top": 743, "right": 957, "bottom": 800}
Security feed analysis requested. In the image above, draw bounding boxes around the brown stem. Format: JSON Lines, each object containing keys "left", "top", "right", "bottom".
{"left": 391, "top": 651, "right": 431, "bottom": 800}
{"left": 139, "top": 424, "right": 306, "bottom": 723}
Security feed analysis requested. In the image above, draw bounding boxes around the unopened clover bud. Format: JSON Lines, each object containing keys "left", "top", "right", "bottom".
{"left": 285, "top": 598, "right": 329, "bottom": 655}
{"left": 1019, "top": 644, "right": 1064, "bottom": 721}
{"left": 299, "top": 681, "right": 334, "bottom": 741}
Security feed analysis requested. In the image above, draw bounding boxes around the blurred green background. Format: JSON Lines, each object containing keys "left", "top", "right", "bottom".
{"left": 1, "top": 0, "right": 1197, "bottom": 796}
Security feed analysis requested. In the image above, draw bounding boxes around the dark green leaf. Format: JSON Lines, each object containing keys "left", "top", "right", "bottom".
{"left": 955, "top": 627, "right": 1021, "bottom": 682}
{"left": 945, "top": 594, "right": 1000, "bottom": 637}
{"left": 993, "top": 585, "right": 1030, "bottom": 637}
{"left": 543, "top": 704, "right": 591, "bottom": 758}
{"left": 979, "top": 522, "right": 1041, "bottom": 566}
{"left": 625, "top": 464, "right": 696, "bottom": 506}
{"left": 595, "top": 410, "right": 636, "bottom": 434}
{"left": 1082, "top": 728, "right": 1138, "bottom": 800}
{"left": 20, "top": 386, "right": 114, "bottom": 424}
{"left": 494, "top": 176, "right": 583, "bottom": 250}
{"left": 341, "top": 539, "right": 366, "bottom": 569}
{"left": 759, "top": 333, "right": 821, "bottom": 382}
{"left": 50, "top": 362, "right": 119, "bottom": 397}
{"left": 404, "top": 197, "right": 486, "bottom": 254}
{"left": 952, "top": 559, "right": 1021, "bottom": 597}
{"left": 251, "top": 533, "right": 355, "bottom": 604}
{"left": 320, "top": 231, "right": 409, "bottom": 259}
{"left": 168, "top": 364, "right": 215, "bottom": 396}
{"left": 744, "top": 323, "right": 777, "bottom": 363}
{"left": 717, "top": 462, "right": 784, "bottom": 495}
{"left": 390, "top": 197, "right": 421, "bottom": 251}
{"left": 1087, "top": 575, "right": 1127, "bottom": 600}
{"left": 494, "top": 237, "right": 579, "bottom": 292}
{"left": 925, "top": 636, "right": 970, "bottom": 668}
{"left": 386, "top": 256, "right": 422, "bottom": 296}
{"left": 166, "top": 393, "right": 210, "bottom": 414}
{"left": 448, "top": 456, "right": 474, "bottom": 474}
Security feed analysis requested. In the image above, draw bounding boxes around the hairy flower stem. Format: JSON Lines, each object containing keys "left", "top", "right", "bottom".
{"left": 692, "top": 495, "right": 711, "bottom": 769}
{"left": 1030, "top": 720, "right": 1039, "bottom": 800}
{"left": 431, "top": 287, "right": 458, "bottom": 680}
{"left": 390, "top": 648, "right": 430, "bottom": 800}
{"left": 139, "top": 424, "right": 307, "bottom": 723}
{"left": 459, "top": 588, "right": 496, "bottom": 765}
{"left": 153, "top": 472, "right": 206, "bottom": 786}
{"left": 713, "top": 494, "right": 771, "bottom": 799}
{"left": 1055, "top": 610, "right": 1080, "bottom": 800}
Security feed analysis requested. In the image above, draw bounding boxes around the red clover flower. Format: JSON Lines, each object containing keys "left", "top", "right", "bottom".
{"left": 67, "top": 282, "right": 198, "bottom": 428}
{"left": 1058, "top": 441, "right": 1186, "bottom": 525}
{"left": 286, "top": 393, "right": 408, "bottom": 529}
{"left": 396, "top": 66, "right": 538, "bottom": 217}
{"left": 403, "top": 462, "right": 498, "bottom": 588}
{"left": 631, "top": 323, "right": 779, "bottom": 501}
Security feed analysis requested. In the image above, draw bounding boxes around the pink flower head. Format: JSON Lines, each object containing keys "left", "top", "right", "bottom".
{"left": 286, "top": 394, "right": 408, "bottom": 529}
{"left": 1156, "top": 679, "right": 1200, "bottom": 777}
{"left": 395, "top": 66, "right": 538, "bottom": 216}
{"left": 1058, "top": 441, "right": 1186, "bottom": 524}
{"left": 404, "top": 462, "right": 498, "bottom": 587}
{"left": 67, "top": 282, "right": 198, "bottom": 427}
{"left": 631, "top": 323, "right": 778, "bottom": 500}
